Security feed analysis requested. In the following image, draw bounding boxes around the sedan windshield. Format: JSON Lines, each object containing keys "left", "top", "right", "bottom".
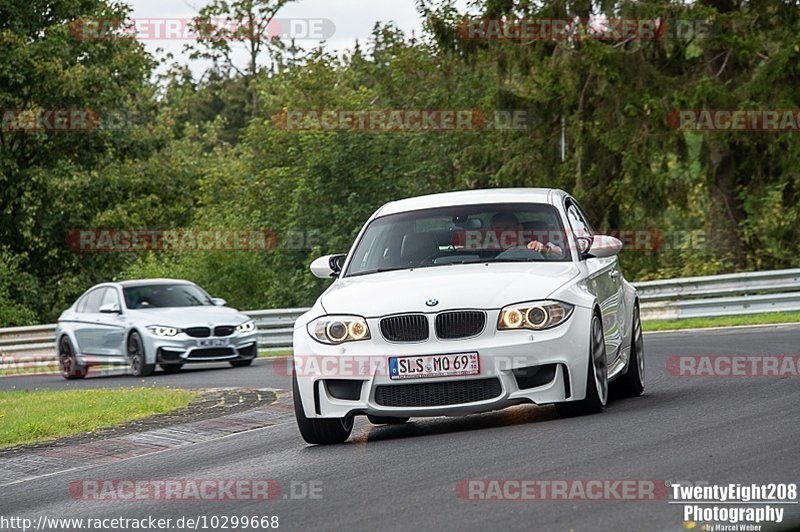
{"left": 345, "top": 203, "right": 572, "bottom": 277}
{"left": 123, "top": 284, "right": 213, "bottom": 309}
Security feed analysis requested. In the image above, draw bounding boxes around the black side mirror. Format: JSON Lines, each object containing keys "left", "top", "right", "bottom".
{"left": 576, "top": 236, "right": 592, "bottom": 260}
{"left": 328, "top": 254, "right": 346, "bottom": 278}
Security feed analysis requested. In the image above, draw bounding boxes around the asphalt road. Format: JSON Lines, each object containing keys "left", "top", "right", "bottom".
{"left": 1, "top": 324, "right": 799, "bottom": 531}
{"left": 0, "top": 357, "right": 291, "bottom": 391}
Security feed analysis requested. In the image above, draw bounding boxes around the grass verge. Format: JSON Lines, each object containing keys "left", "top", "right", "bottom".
{"left": 0, "top": 387, "right": 199, "bottom": 448}
{"left": 643, "top": 311, "right": 800, "bottom": 332}
{"left": 258, "top": 349, "right": 292, "bottom": 358}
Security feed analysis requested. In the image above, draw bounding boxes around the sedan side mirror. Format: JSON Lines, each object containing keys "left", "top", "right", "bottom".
{"left": 99, "top": 303, "right": 121, "bottom": 314}
{"left": 310, "top": 254, "right": 346, "bottom": 279}
{"left": 211, "top": 297, "right": 227, "bottom": 306}
{"left": 582, "top": 235, "right": 623, "bottom": 259}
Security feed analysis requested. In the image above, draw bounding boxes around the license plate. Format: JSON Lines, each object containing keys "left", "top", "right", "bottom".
{"left": 196, "top": 338, "right": 229, "bottom": 347}
{"left": 389, "top": 353, "right": 479, "bottom": 380}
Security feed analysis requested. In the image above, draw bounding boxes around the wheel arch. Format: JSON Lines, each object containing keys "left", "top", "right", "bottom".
{"left": 126, "top": 327, "right": 156, "bottom": 364}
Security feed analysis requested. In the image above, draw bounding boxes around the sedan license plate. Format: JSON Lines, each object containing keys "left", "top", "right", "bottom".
{"left": 196, "top": 338, "right": 229, "bottom": 347}
{"left": 389, "top": 353, "right": 479, "bottom": 380}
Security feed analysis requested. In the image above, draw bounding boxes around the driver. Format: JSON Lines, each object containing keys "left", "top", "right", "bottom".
{"left": 490, "top": 212, "right": 564, "bottom": 258}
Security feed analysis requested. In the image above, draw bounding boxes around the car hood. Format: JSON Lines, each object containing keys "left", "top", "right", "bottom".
{"left": 126, "top": 306, "right": 250, "bottom": 327}
{"left": 321, "top": 262, "right": 581, "bottom": 316}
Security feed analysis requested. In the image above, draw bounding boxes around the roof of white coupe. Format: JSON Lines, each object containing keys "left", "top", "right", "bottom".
{"left": 374, "top": 188, "right": 568, "bottom": 217}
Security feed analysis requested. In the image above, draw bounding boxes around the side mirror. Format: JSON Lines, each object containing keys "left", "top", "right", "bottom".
{"left": 310, "top": 254, "right": 346, "bottom": 279}
{"left": 99, "top": 303, "right": 121, "bottom": 314}
{"left": 211, "top": 297, "right": 227, "bottom": 306}
{"left": 583, "top": 235, "right": 623, "bottom": 259}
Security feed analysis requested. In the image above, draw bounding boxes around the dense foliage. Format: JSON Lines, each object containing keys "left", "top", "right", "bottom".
{"left": 1, "top": 0, "right": 798, "bottom": 324}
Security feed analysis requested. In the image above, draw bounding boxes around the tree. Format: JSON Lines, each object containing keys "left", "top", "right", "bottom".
{"left": 187, "top": 0, "right": 295, "bottom": 116}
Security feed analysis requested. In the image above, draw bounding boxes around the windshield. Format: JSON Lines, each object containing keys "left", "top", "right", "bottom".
{"left": 123, "top": 284, "right": 214, "bottom": 309}
{"left": 344, "top": 202, "right": 571, "bottom": 277}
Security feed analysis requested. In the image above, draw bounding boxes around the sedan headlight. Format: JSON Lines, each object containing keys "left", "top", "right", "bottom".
{"left": 497, "top": 301, "right": 574, "bottom": 331}
{"left": 147, "top": 325, "right": 181, "bottom": 337}
{"left": 236, "top": 320, "right": 255, "bottom": 333}
{"left": 308, "top": 316, "right": 371, "bottom": 345}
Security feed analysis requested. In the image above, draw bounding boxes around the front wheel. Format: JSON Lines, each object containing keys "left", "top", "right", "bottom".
{"left": 293, "top": 371, "right": 353, "bottom": 445}
{"left": 610, "top": 305, "right": 645, "bottom": 398}
{"left": 556, "top": 313, "right": 607, "bottom": 417}
{"left": 58, "top": 337, "right": 87, "bottom": 380}
{"left": 128, "top": 332, "right": 155, "bottom": 377}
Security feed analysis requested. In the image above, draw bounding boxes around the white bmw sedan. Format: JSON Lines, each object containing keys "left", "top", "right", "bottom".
{"left": 292, "top": 188, "right": 644, "bottom": 444}
{"left": 55, "top": 279, "right": 258, "bottom": 378}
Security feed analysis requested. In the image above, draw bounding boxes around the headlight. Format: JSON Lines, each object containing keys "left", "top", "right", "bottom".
{"left": 147, "top": 325, "right": 180, "bottom": 337}
{"left": 236, "top": 320, "right": 255, "bottom": 333}
{"left": 308, "top": 316, "right": 371, "bottom": 344}
{"left": 497, "top": 301, "right": 574, "bottom": 331}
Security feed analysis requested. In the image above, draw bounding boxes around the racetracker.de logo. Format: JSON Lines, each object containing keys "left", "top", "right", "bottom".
{"left": 1, "top": 109, "right": 101, "bottom": 132}
{"left": 69, "top": 479, "right": 282, "bottom": 501}
{"left": 455, "top": 479, "right": 668, "bottom": 501}
{"left": 68, "top": 17, "right": 335, "bottom": 40}
{"left": 272, "top": 109, "right": 487, "bottom": 132}
{"left": 667, "top": 109, "right": 800, "bottom": 131}
{"left": 455, "top": 18, "right": 714, "bottom": 41}
{"left": 66, "top": 229, "right": 279, "bottom": 252}
{"left": 666, "top": 355, "right": 800, "bottom": 377}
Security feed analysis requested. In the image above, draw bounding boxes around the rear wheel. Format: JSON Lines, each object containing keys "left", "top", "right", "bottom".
{"left": 556, "top": 313, "right": 607, "bottom": 417}
{"left": 293, "top": 371, "right": 353, "bottom": 445}
{"left": 159, "top": 363, "right": 183, "bottom": 374}
{"left": 128, "top": 332, "right": 154, "bottom": 377}
{"left": 229, "top": 358, "right": 254, "bottom": 368}
{"left": 610, "top": 304, "right": 645, "bottom": 398}
{"left": 367, "top": 415, "right": 409, "bottom": 425}
{"left": 58, "top": 337, "right": 87, "bottom": 380}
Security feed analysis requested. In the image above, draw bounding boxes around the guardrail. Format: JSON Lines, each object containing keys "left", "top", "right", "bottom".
{"left": 1, "top": 268, "right": 799, "bottom": 369}
{"left": 635, "top": 268, "right": 800, "bottom": 320}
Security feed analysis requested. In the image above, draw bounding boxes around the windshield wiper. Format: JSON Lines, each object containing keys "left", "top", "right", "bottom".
{"left": 348, "top": 267, "right": 411, "bottom": 277}
{"left": 485, "top": 257, "right": 542, "bottom": 263}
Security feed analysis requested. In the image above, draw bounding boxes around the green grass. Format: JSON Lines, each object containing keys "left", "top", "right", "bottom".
{"left": 643, "top": 311, "right": 800, "bottom": 332}
{"left": 0, "top": 387, "right": 199, "bottom": 448}
{"left": 258, "top": 349, "right": 292, "bottom": 358}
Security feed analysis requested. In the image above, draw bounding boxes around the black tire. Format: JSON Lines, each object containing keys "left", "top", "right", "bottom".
{"left": 58, "top": 337, "right": 87, "bottom": 380}
{"left": 556, "top": 313, "right": 608, "bottom": 417}
{"left": 159, "top": 363, "right": 184, "bottom": 374}
{"left": 229, "top": 358, "right": 254, "bottom": 368}
{"left": 610, "top": 304, "right": 645, "bottom": 399}
{"left": 367, "top": 415, "right": 410, "bottom": 425}
{"left": 293, "top": 371, "right": 353, "bottom": 445}
{"left": 128, "top": 331, "right": 155, "bottom": 377}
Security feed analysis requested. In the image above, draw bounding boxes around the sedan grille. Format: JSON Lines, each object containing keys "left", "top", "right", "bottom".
{"left": 214, "top": 325, "right": 235, "bottom": 337}
{"left": 435, "top": 311, "right": 486, "bottom": 339}
{"left": 188, "top": 348, "right": 234, "bottom": 359}
{"left": 374, "top": 378, "right": 502, "bottom": 407}
{"left": 380, "top": 314, "right": 429, "bottom": 342}
{"left": 185, "top": 327, "right": 211, "bottom": 338}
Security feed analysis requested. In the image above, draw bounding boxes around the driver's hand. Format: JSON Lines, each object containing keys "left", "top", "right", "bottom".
{"left": 527, "top": 240, "right": 545, "bottom": 252}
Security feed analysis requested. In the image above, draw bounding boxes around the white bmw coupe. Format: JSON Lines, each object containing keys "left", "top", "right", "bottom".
{"left": 292, "top": 188, "right": 644, "bottom": 444}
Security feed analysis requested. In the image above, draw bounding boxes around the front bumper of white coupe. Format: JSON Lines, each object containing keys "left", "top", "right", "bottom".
{"left": 292, "top": 305, "right": 593, "bottom": 419}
